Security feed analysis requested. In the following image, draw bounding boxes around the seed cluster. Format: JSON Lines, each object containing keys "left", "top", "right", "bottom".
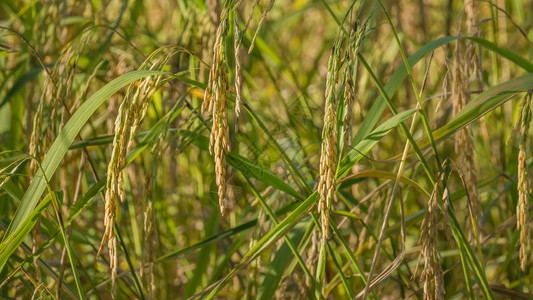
{"left": 464, "top": 0, "right": 480, "bottom": 77}
{"left": 233, "top": 12, "right": 243, "bottom": 134}
{"left": 202, "top": 7, "right": 231, "bottom": 216}
{"left": 342, "top": 32, "right": 356, "bottom": 149}
{"left": 417, "top": 178, "right": 446, "bottom": 300}
{"left": 29, "top": 80, "right": 52, "bottom": 175}
{"left": 248, "top": 0, "right": 275, "bottom": 54}
{"left": 452, "top": 40, "right": 479, "bottom": 238}
{"left": 318, "top": 42, "right": 342, "bottom": 242}
{"left": 342, "top": 22, "right": 365, "bottom": 149}
{"left": 100, "top": 60, "right": 166, "bottom": 296}
{"left": 517, "top": 93, "right": 531, "bottom": 271}
{"left": 141, "top": 134, "right": 163, "bottom": 300}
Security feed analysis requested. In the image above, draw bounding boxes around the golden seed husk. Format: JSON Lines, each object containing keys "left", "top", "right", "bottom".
{"left": 317, "top": 42, "right": 343, "bottom": 243}
{"left": 416, "top": 178, "right": 446, "bottom": 300}
{"left": 517, "top": 94, "right": 531, "bottom": 271}
{"left": 202, "top": 7, "right": 231, "bottom": 216}
{"left": 452, "top": 39, "right": 480, "bottom": 238}
{"left": 100, "top": 55, "right": 167, "bottom": 297}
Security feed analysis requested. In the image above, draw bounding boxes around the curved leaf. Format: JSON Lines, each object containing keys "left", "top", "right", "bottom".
{"left": 414, "top": 72, "right": 533, "bottom": 150}
{"left": 337, "top": 170, "right": 430, "bottom": 197}
{"left": 205, "top": 192, "right": 318, "bottom": 299}
{"left": 0, "top": 70, "right": 166, "bottom": 273}
{"left": 338, "top": 109, "right": 415, "bottom": 178}
{"left": 353, "top": 36, "right": 533, "bottom": 147}
{"left": 187, "top": 131, "right": 303, "bottom": 200}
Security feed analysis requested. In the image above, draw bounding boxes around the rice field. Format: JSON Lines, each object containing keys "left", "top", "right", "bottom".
{"left": 1, "top": 0, "right": 533, "bottom": 299}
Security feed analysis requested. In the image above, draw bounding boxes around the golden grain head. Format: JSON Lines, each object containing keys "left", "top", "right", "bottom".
{"left": 452, "top": 40, "right": 480, "bottom": 238}
{"left": 202, "top": 7, "right": 231, "bottom": 216}
{"left": 517, "top": 94, "right": 531, "bottom": 271}
{"left": 417, "top": 181, "right": 445, "bottom": 300}
{"left": 317, "top": 42, "right": 343, "bottom": 243}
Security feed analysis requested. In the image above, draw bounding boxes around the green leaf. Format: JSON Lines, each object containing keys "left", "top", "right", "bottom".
{"left": 0, "top": 192, "right": 52, "bottom": 271}
{"left": 187, "top": 131, "right": 303, "bottom": 200}
{"left": 418, "top": 73, "right": 533, "bottom": 148}
{"left": 315, "top": 242, "right": 327, "bottom": 299}
{"left": 185, "top": 208, "right": 219, "bottom": 297}
{"left": 352, "top": 36, "right": 533, "bottom": 147}
{"left": 447, "top": 205, "right": 495, "bottom": 299}
{"left": 337, "top": 170, "right": 430, "bottom": 197}
{"left": 0, "top": 70, "right": 166, "bottom": 273}
{"left": 337, "top": 109, "right": 416, "bottom": 178}
{"left": 0, "top": 65, "right": 43, "bottom": 108}
{"left": 258, "top": 219, "right": 309, "bottom": 300}
{"left": 205, "top": 192, "right": 318, "bottom": 299}
{"left": 66, "top": 180, "right": 106, "bottom": 225}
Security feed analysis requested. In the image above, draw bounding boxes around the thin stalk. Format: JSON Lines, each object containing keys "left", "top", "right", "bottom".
{"left": 244, "top": 177, "right": 319, "bottom": 299}
{"left": 241, "top": 99, "right": 312, "bottom": 194}
{"left": 377, "top": 0, "right": 443, "bottom": 172}
{"left": 115, "top": 224, "right": 146, "bottom": 300}
{"left": 358, "top": 54, "right": 437, "bottom": 185}
{"left": 361, "top": 114, "right": 415, "bottom": 299}
{"left": 23, "top": 155, "right": 85, "bottom": 300}
{"left": 326, "top": 243, "right": 355, "bottom": 299}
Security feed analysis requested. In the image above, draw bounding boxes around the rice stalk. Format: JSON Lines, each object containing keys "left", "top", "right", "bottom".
{"left": 245, "top": 209, "right": 265, "bottom": 299}
{"left": 202, "top": 6, "right": 231, "bottom": 216}
{"left": 232, "top": 0, "right": 254, "bottom": 134}
{"left": 304, "top": 229, "right": 319, "bottom": 294}
{"left": 342, "top": 27, "right": 357, "bottom": 150}
{"left": 179, "top": 5, "right": 215, "bottom": 63}
{"left": 342, "top": 69, "right": 355, "bottom": 148}
{"left": 517, "top": 93, "right": 531, "bottom": 272}
{"left": 0, "top": 156, "right": 28, "bottom": 190}
{"left": 248, "top": 0, "right": 275, "bottom": 54}
{"left": 206, "top": 0, "right": 220, "bottom": 26}
{"left": 460, "top": 2, "right": 480, "bottom": 238}
{"left": 28, "top": 78, "right": 53, "bottom": 176}
{"left": 243, "top": 0, "right": 261, "bottom": 32}
{"left": 234, "top": 7, "right": 244, "bottom": 134}
{"left": 464, "top": 0, "right": 480, "bottom": 79}
{"left": 342, "top": 19, "right": 367, "bottom": 149}
{"left": 56, "top": 152, "right": 86, "bottom": 299}
{"left": 142, "top": 133, "right": 164, "bottom": 299}
{"left": 4, "top": 1, "right": 533, "bottom": 298}
{"left": 317, "top": 39, "right": 343, "bottom": 243}
{"left": 416, "top": 177, "right": 446, "bottom": 300}
{"left": 99, "top": 51, "right": 171, "bottom": 296}
{"left": 452, "top": 39, "right": 480, "bottom": 238}
{"left": 28, "top": 30, "right": 95, "bottom": 176}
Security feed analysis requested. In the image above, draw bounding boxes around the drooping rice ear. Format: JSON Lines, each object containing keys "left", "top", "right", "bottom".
{"left": 202, "top": 7, "right": 231, "bottom": 216}
{"left": 317, "top": 38, "right": 343, "bottom": 243}
{"left": 452, "top": 39, "right": 479, "bottom": 239}
{"left": 517, "top": 93, "right": 531, "bottom": 271}
{"left": 416, "top": 178, "right": 446, "bottom": 300}
{"left": 100, "top": 53, "right": 169, "bottom": 297}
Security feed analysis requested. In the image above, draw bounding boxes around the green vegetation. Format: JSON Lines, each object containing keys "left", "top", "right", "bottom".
{"left": 1, "top": 0, "right": 532, "bottom": 299}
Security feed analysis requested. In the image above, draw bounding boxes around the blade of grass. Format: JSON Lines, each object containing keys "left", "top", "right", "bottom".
{"left": 414, "top": 73, "right": 533, "bottom": 151}
{"left": 441, "top": 164, "right": 495, "bottom": 299}
{"left": 337, "top": 109, "right": 416, "bottom": 177}
{"left": 185, "top": 207, "right": 219, "bottom": 297}
{"left": 337, "top": 170, "right": 430, "bottom": 197}
{"left": 352, "top": 36, "right": 533, "bottom": 147}
{"left": 0, "top": 70, "right": 166, "bottom": 273}
{"left": 377, "top": 0, "right": 442, "bottom": 172}
{"left": 203, "top": 192, "right": 318, "bottom": 299}
{"left": 243, "top": 177, "right": 318, "bottom": 299}
{"left": 187, "top": 131, "right": 303, "bottom": 200}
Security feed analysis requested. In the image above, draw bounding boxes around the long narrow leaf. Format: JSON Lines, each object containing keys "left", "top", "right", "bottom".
{"left": 353, "top": 36, "right": 533, "bottom": 146}
{"left": 0, "top": 70, "right": 166, "bottom": 273}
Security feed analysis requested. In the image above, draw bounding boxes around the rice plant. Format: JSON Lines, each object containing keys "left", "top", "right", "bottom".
{"left": 1, "top": 0, "right": 533, "bottom": 299}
